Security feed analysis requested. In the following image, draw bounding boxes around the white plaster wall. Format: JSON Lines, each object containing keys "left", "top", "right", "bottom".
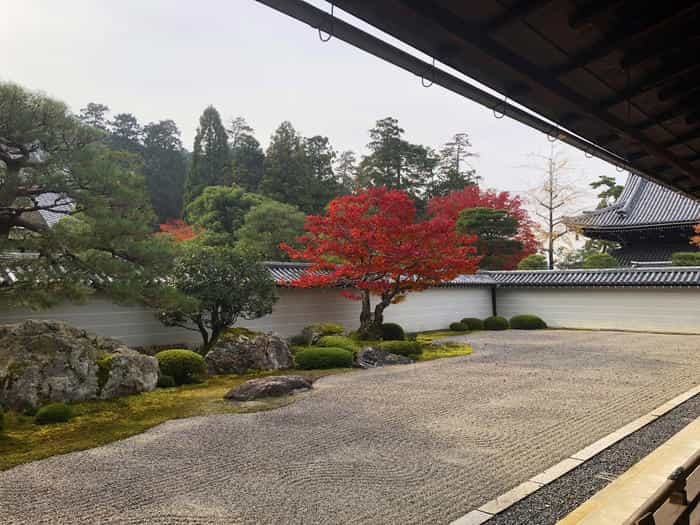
{"left": 0, "top": 287, "right": 492, "bottom": 347}
{"left": 496, "top": 287, "right": 700, "bottom": 334}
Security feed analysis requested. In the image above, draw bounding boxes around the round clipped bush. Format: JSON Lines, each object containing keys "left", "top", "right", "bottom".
{"left": 380, "top": 322, "right": 405, "bottom": 341}
{"left": 449, "top": 322, "right": 468, "bottom": 331}
{"left": 378, "top": 340, "right": 422, "bottom": 358}
{"left": 316, "top": 335, "right": 358, "bottom": 352}
{"left": 288, "top": 334, "right": 307, "bottom": 346}
{"left": 483, "top": 316, "right": 509, "bottom": 330}
{"left": 157, "top": 374, "right": 176, "bottom": 388}
{"left": 155, "top": 349, "right": 206, "bottom": 385}
{"left": 510, "top": 314, "right": 547, "bottom": 330}
{"left": 35, "top": 403, "right": 72, "bottom": 425}
{"left": 461, "top": 317, "right": 484, "bottom": 330}
{"left": 295, "top": 347, "right": 354, "bottom": 370}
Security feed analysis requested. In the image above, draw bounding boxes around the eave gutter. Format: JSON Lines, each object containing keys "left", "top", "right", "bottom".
{"left": 256, "top": 0, "right": 660, "bottom": 183}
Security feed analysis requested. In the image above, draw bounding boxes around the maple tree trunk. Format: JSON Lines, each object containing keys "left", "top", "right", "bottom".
{"left": 358, "top": 290, "right": 374, "bottom": 337}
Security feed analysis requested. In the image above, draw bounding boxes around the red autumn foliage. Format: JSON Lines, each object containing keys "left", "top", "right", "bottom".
{"left": 691, "top": 224, "right": 700, "bottom": 247}
{"left": 159, "top": 219, "right": 199, "bottom": 242}
{"left": 427, "top": 186, "right": 539, "bottom": 270}
{"left": 281, "top": 188, "right": 480, "bottom": 334}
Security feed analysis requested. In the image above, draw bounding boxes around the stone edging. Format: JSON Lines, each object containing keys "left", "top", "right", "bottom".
{"left": 449, "top": 384, "right": 700, "bottom": 525}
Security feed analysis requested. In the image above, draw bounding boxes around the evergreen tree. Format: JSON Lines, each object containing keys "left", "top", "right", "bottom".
{"left": 236, "top": 200, "right": 306, "bottom": 261}
{"left": 107, "top": 113, "right": 143, "bottom": 154}
{"left": 335, "top": 150, "right": 358, "bottom": 191}
{"left": 184, "top": 105, "right": 231, "bottom": 203}
{"left": 227, "top": 117, "right": 264, "bottom": 192}
{"left": 304, "top": 135, "right": 344, "bottom": 213}
{"left": 78, "top": 102, "right": 110, "bottom": 130}
{"left": 428, "top": 132, "right": 480, "bottom": 197}
{"left": 259, "top": 121, "right": 310, "bottom": 211}
{"left": 590, "top": 175, "right": 624, "bottom": 208}
{"left": 142, "top": 120, "right": 187, "bottom": 221}
{"left": 357, "top": 117, "right": 438, "bottom": 199}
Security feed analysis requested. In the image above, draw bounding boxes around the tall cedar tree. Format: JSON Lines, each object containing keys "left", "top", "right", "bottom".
{"left": 428, "top": 186, "right": 538, "bottom": 270}
{"left": 107, "top": 113, "right": 143, "bottom": 154}
{"left": 228, "top": 117, "right": 264, "bottom": 192}
{"left": 143, "top": 120, "right": 187, "bottom": 221}
{"left": 357, "top": 117, "right": 438, "bottom": 200}
{"left": 428, "top": 132, "right": 480, "bottom": 197}
{"left": 282, "top": 188, "right": 480, "bottom": 337}
{"left": 259, "top": 121, "right": 310, "bottom": 210}
{"left": 185, "top": 106, "right": 231, "bottom": 203}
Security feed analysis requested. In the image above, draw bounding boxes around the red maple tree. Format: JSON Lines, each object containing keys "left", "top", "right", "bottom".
{"left": 691, "top": 224, "right": 700, "bottom": 247}
{"left": 159, "top": 219, "right": 199, "bottom": 242}
{"left": 282, "top": 188, "right": 480, "bottom": 337}
{"left": 427, "top": 186, "right": 538, "bottom": 270}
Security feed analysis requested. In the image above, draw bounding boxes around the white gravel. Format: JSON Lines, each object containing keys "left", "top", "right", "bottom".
{"left": 1, "top": 330, "right": 698, "bottom": 525}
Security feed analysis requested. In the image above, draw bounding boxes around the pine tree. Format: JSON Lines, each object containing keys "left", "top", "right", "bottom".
{"left": 184, "top": 105, "right": 231, "bottom": 203}
{"left": 227, "top": 117, "right": 264, "bottom": 192}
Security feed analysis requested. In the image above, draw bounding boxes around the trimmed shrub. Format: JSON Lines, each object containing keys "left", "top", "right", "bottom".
{"left": 510, "top": 314, "right": 547, "bottom": 330}
{"left": 582, "top": 253, "right": 618, "bottom": 269}
{"left": 301, "top": 322, "right": 345, "bottom": 344}
{"left": 517, "top": 253, "right": 547, "bottom": 270}
{"left": 483, "top": 316, "right": 509, "bottom": 330}
{"left": 295, "top": 347, "right": 354, "bottom": 369}
{"left": 35, "top": 403, "right": 72, "bottom": 425}
{"left": 316, "top": 335, "right": 358, "bottom": 352}
{"left": 155, "top": 349, "right": 206, "bottom": 385}
{"left": 449, "top": 322, "right": 468, "bottom": 331}
{"left": 380, "top": 322, "right": 405, "bottom": 341}
{"left": 378, "top": 340, "right": 422, "bottom": 358}
{"left": 157, "top": 374, "right": 176, "bottom": 388}
{"left": 672, "top": 252, "right": 700, "bottom": 266}
{"left": 460, "top": 317, "right": 484, "bottom": 330}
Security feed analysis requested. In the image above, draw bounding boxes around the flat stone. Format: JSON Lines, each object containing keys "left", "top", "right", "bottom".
{"left": 478, "top": 481, "right": 542, "bottom": 515}
{"left": 224, "top": 375, "right": 314, "bottom": 401}
{"left": 530, "top": 457, "right": 583, "bottom": 485}
{"left": 450, "top": 510, "right": 493, "bottom": 525}
{"left": 355, "top": 346, "right": 414, "bottom": 368}
{"left": 571, "top": 414, "right": 657, "bottom": 461}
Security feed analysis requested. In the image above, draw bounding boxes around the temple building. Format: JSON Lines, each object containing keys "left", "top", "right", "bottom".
{"left": 571, "top": 174, "right": 700, "bottom": 266}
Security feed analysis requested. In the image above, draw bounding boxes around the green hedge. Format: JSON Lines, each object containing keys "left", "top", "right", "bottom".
{"left": 316, "top": 335, "right": 358, "bottom": 352}
{"left": 671, "top": 252, "right": 700, "bottom": 266}
{"left": 483, "top": 316, "right": 509, "bottom": 330}
{"left": 155, "top": 349, "right": 206, "bottom": 385}
{"left": 380, "top": 323, "right": 405, "bottom": 341}
{"left": 157, "top": 374, "right": 176, "bottom": 388}
{"left": 449, "top": 321, "right": 468, "bottom": 331}
{"left": 295, "top": 347, "right": 354, "bottom": 369}
{"left": 35, "top": 403, "right": 72, "bottom": 425}
{"left": 460, "top": 317, "right": 484, "bottom": 330}
{"left": 378, "top": 340, "right": 422, "bottom": 358}
{"left": 509, "top": 314, "right": 547, "bottom": 330}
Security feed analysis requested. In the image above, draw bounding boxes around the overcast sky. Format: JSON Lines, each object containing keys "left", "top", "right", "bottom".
{"left": 2, "top": 0, "right": 622, "bottom": 207}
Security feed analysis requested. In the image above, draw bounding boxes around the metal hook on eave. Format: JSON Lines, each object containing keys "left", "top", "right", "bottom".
{"left": 493, "top": 95, "right": 508, "bottom": 119}
{"left": 584, "top": 149, "right": 593, "bottom": 159}
{"left": 318, "top": 3, "right": 334, "bottom": 42}
{"left": 421, "top": 57, "right": 436, "bottom": 88}
{"left": 546, "top": 127, "right": 561, "bottom": 143}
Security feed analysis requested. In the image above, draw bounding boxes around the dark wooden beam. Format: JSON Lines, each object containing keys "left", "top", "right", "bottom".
{"left": 658, "top": 71, "right": 700, "bottom": 101}
{"left": 634, "top": 96, "right": 700, "bottom": 130}
{"left": 485, "top": 0, "right": 554, "bottom": 32}
{"left": 556, "top": 2, "right": 700, "bottom": 76}
{"left": 568, "top": 0, "right": 626, "bottom": 30}
{"left": 601, "top": 54, "right": 700, "bottom": 109}
{"left": 663, "top": 128, "right": 700, "bottom": 149}
{"left": 399, "top": 0, "right": 698, "bottom": 180}
{"left": 685, "top": 111, "right": 700, "bottom": 126}
{"left": 620, "top": 21, "right": 700, "bottom": 69}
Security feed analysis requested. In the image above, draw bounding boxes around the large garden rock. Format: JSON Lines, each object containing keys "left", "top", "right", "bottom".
{"left": 205, "top": 332, "right": 293, "bottom": 375}
{"left": 355, "top": 346, "right": 414, "bottom": 369}
{"left": 0, "top": 320, "right": 158, "bottom": 412}
{"left": 224, "top": 375, "right": 314, "bottom": 401}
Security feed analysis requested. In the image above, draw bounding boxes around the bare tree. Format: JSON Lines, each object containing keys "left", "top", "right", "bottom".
{"left": 525, "top": 146, "right": 584, "bottom": 269}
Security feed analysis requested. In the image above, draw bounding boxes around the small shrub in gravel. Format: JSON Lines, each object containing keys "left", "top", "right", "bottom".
{"left": 157, "top": 375, "right": 176, "bottom": 388}
{"left": 483, "top": 315, "right": 509, "bottom": 330}
{"left": 460, "top": 317, "right": 484, "bottom": 330}
{"left": 316, "top": 335, "right": 358, "bottom": 352}
{"left": 155, "top": 349, "right": 206, "bottom": 385}
{"left": 378, "top": 340, "right": 422, "bottom": 358}
{"left": 509, "top": 314, "right": 547, "bottom": 330}
{"left": 380, "top": 323, "right": 405, "bottom": 341}
{"left": 449, "top": 321, "right": 468, "bottom": 331}
{"left": 295, "top": 347, "right": 354, "bottom": 370}
{"left": 35, "top": 403, "right": 72, "bottom": 425}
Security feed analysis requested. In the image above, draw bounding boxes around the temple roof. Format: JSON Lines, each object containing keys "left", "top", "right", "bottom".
{"left": 571, "top": 174, "right": 700, "bottom": 232}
